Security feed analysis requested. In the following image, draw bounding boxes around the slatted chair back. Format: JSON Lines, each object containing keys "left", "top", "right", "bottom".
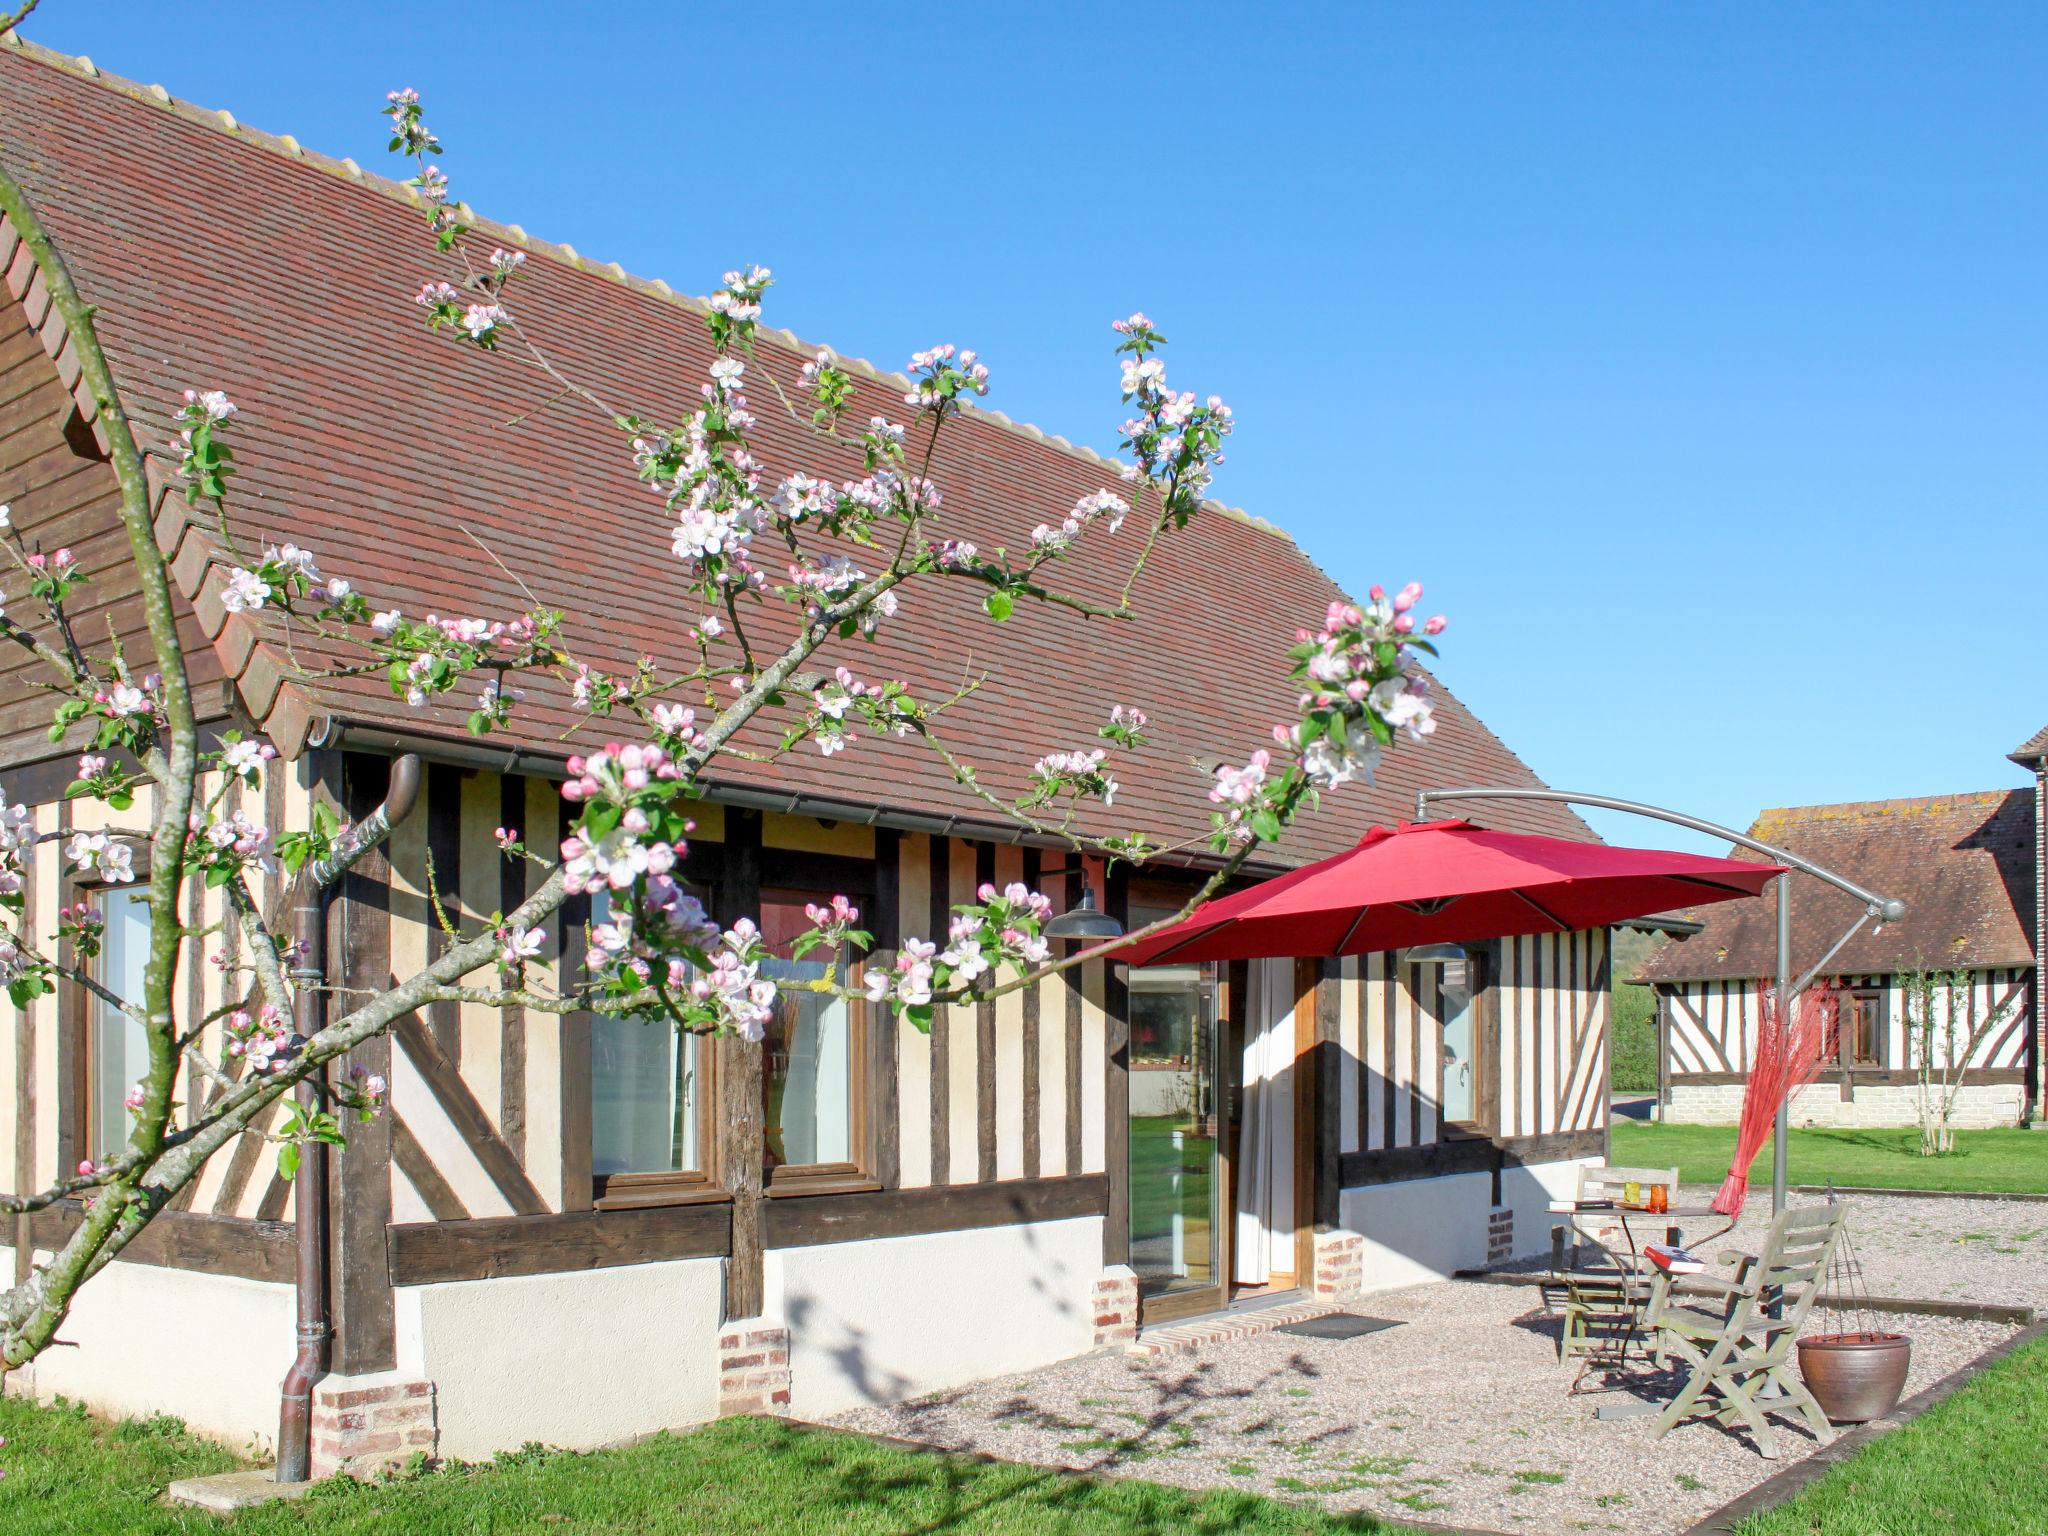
{"left": 1646, "top": 1200, "right": 1852, "bottom": 1458}
{"left": 1718, "top": 1203, "right": 1846, "bottom": 1366}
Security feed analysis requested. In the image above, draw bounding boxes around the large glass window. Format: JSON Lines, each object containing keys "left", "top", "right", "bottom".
{"left": 1127, "top": 902, "right": 1220, "bottom": 1300}
{"left": 589, "top": 887, "right": 706, "bottom": 1184}
{"left": 89, "top": 887, "right": 152, "bottom": 1159}
{"left": 1438, "top": 953, "right": 1477, "bottom": 1127}
{"left": 758, "top": 891, "right": 858, "bottom": 1173}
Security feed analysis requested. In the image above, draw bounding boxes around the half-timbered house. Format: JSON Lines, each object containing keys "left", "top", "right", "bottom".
{"left": 0, "top": 36, "right": 1614, "bottom": 1471}
{"left": 1634, "top": 792, "right": 2037, "bottom": 1128}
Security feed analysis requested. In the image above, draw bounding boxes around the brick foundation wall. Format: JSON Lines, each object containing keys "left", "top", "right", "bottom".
{"left": 1090, "top": 1265, "right": 1138, "bottom": 1348}
{"left": 1310, "top": 1229, "right": 1363, "bottom": 1299}
{"left": 1665, "top": 1081, "right": 2024, "bottom": 1130}
{"left": 309, "top": 1372, "right": 436, "bottom": 1479}
{"left": 1486, "top": 1206, "right": 1514, "bottom": 1265}
{"left": 718, "top": 1319, "right": 791, "bottom": 1417}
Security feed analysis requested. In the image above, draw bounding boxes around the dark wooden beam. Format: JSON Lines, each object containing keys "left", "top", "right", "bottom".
{"left": 1021, "top": 847, "right": 1041, "bottom": 1181}
{"left": 391, "top": 1114, "right": 469, "bottom": 1223}
{"left": 332, "top": 752, "right": 396, "bottom": 1375}
{"left": 1338, "top": 1127, "right": 1606, "bottom": 1188}
{"left": 1314, "top": 958, "right": 1342, "bottom": 1232}
{"left": 391, "top": 1014, "right": 547, "bottom": 1215}
{"left": 498, "top": 773, "right": 527, "bottom": 1163}
{"left": 867, "top": 829, "right": 900, "bottom": 1190}
{"left": 28, "top": 1204, "right": 294, "bottom": 1284}
{"left": 1102, "top": 864, "right": 1130, "bottom": 1268}
{"left": 766, "top": 1174, "right": 1108, "bottom": 1250}
{"left": 927, "top": 835, "right": 950, "bottom": 1184}
{"left": 423, "top": 762, "right": 463, "bottom": 1062}
{"left": 388, "top": 1201, "right": 731, "bottom": 1285}
{"left": 557, "top": 793, "right": 593, "bottom": 1212}
{"left": 974, "top": 842, "right": 997, "bottom": 1185}
{"left": 716, "top": 807, "right": 765, "bottom": 1319}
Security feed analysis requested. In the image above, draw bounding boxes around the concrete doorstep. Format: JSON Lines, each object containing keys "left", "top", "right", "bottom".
{"left": 165, "top": 1469, "right": 311, "bottom": 1511}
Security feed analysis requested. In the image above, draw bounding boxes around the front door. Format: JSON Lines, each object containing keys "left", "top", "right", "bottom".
{"left": 1127, "top": 950, "right": 1225, "bottom": 1322}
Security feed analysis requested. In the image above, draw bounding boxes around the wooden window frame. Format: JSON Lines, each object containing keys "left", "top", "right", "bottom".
{"left": 1438, "top": 945, "right": 1497, "bottom": 1140}
{"left": 62, "top": 855, "right": 155, "bottom": 1172}
{"left": 760, "top": 885, "right": 875, "bottom": 1197}
{"left": 589, "top": 1027, "right": 724, "bottom": 1211}
{"left": 590, "top": 876, "right": 725, "bottom": 1211}
{"left": 1846, "top": 987, "right": 1887, "bottom": 1069}
{"left": 587, "top": 875, "right": 881, "bottom": 1206}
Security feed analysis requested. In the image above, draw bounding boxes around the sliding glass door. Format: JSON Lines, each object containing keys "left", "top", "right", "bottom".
{"left": 1127, "top": 948, "right": 1223, "bottom": 1319}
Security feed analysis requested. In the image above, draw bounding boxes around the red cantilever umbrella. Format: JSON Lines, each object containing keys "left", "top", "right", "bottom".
{"left": 1120, "top": 819, "right": 1785, "bottom": 965}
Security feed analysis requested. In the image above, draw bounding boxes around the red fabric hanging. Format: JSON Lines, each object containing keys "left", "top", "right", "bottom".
{"left": 1712, "top": 981, "right": 1840, "bottom": 1215}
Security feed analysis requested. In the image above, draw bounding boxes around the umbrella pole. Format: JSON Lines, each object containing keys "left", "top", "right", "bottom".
{"left": 1774, "top": 871, "right": 1790, "bottom": 1217}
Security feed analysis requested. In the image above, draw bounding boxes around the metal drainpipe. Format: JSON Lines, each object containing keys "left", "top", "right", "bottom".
{"left": 277, "top": 754, "right": 422, "bottom": 1483}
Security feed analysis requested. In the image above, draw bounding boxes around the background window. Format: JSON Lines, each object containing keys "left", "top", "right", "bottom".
{"left": 89, "top": 888, "right": 152, "bottom": 1158}
{"left": 1436, "top": 953, "right": 1478, "bottom": 1127}
{"left": 1847, "top": 989, "right": 1886, "bottom": 1067}
{"left": 759, "top": 891, "right": 856, "bottom": 1172}
{"left": 589, "top": 887, "right": 706, "bottom": 1179}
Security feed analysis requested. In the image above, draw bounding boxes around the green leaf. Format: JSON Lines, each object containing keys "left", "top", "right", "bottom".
{"left": 277, "top": 1143, "right": 300, "bottom": 1182}
{"left": 983, "top": 590, "right": 1014, "bottom": 623}
{"left": 1250, "top": 808, "right": 1283, "bottom": 843}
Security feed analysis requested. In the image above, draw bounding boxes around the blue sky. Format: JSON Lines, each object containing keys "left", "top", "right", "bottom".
{"left": 25, "top": 2, "right": 2047, "bottom": 851}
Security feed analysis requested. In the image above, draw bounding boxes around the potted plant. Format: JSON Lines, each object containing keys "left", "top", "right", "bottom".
{"left": 1797, "top": 1329, "right": 1911, "bottom": 1422}
{"left": 1797, "top": 1212, "right": 1910, "bottom": 1422}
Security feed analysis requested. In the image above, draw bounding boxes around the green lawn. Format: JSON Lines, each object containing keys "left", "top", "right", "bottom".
{"left": 1611, "top": 1121, "right": 2048, "bottom": 1194}
{"left": 0, "top": 1399, "right": 1415, "bottom": 1536}
{"left": 1737, "top": 1328, "right": 2048, "bottom": 1536}
{"left": 1609, "top": 981, "right": 1656, "bottom": 1091}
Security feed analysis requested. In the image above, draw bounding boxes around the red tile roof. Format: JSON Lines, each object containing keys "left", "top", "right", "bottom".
{"left": 0, "top": 35, "right": 1593, "bottom": 865}
{"left": 1633, "top": 791, "right": 2036, "bottom": 982}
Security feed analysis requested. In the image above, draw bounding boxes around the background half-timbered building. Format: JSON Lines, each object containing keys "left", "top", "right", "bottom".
{"left": 0, "top": 36, "right": 1614, "bottom": 1470}
{"left": 1634, "top": 792, "right": 2037, "bottom": 1129}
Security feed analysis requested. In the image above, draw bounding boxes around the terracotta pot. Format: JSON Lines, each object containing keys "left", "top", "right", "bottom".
{"left": 1797, "top": 1331, "right": 1912, "bottom": 1423}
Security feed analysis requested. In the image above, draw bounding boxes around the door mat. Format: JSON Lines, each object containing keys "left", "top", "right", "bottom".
{"left": 1275, "top": 1313, "right": 1404, "bottom": 1340}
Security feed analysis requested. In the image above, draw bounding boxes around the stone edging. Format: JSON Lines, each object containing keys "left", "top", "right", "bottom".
{"left": 1787, "top": 1183, "right": 2048, "bottom": 1204}
{"left": 1449, "top": 1269, "right": 2035, "bottom": 1325}
{"left": 1680, "top": 1318, "right": 2048, "bottom": 1534}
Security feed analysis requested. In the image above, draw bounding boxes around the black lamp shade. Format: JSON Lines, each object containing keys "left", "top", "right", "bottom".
{"left": 1043, "top": 886, "right": 1124, "bottom": 942}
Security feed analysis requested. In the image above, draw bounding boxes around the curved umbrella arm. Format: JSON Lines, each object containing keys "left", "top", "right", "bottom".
{"left": 1414, "top": 786, "right": 1907, "bottom": 924}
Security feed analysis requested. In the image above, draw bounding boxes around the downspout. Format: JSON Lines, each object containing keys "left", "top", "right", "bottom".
{"left": 277, "top": 753, "right": 423, "bottom": 1483}
{"left": 2034, "top": 762, "right": 2046, "bottom": 1123}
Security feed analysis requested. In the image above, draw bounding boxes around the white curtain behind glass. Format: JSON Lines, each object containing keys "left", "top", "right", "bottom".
{"left": 761, "top": 955, "right": 849, "bottom": 1167}
{"left": 1234, "top": 958, "right": 1296, "bottom": 1284}
{"left": 92, "top": 889, "right": 152, "bottom": 1158}
{"left": 587, "top": 888, "right": 700, "bottom": 1175}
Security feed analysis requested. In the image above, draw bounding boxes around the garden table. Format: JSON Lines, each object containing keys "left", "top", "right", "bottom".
{"left": 1546, "top": 1200, "right": 1737, "bottom": 1400}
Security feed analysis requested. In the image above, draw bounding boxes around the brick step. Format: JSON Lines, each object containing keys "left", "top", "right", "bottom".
{"left": 1127, "top": 1297, "right": 1343, "bottom": 1358}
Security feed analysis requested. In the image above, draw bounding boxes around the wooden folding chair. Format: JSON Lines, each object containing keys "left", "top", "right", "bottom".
{"left": 1644, "top": 1202, "right": 1849, "bottom": 1458}
{"left": 1545, "top": 1163, "right": 1679, "bottom": 1381}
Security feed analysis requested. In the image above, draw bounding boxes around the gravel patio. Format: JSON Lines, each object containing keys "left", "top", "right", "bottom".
{"left": 827, "top": 1188, "right": 2040, "bottom": 1534}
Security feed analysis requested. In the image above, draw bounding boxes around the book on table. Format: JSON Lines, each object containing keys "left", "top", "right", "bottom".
{"left": 1644, "top": 1242, "right": 1704, "bottom": 1275}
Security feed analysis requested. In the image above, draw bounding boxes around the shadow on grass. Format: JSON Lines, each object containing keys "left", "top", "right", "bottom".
{"left": 732, "top": 1415, "right": 1419, "bottom": 1535}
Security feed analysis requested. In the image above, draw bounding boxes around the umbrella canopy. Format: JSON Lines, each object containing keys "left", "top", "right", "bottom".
{"left": 1121, "top": 819, "right": 1786, "bottom": 965}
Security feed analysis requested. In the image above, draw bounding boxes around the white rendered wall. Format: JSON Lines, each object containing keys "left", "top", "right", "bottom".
{"left": 13, "top": 1256, "right": 292, "bottom": 1451}
{"left": 395, "top": 1256, "right": 724, "bottom": 1460}
{"left": 1342, "top": 1171, "right": 1493, "bottom": 1290}
{"left": 773, "top": 1216, "right": 1102, "bottom": 1419}
{"left": 1341, "top": 1158, "right": 1597, "bottom": 1291}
